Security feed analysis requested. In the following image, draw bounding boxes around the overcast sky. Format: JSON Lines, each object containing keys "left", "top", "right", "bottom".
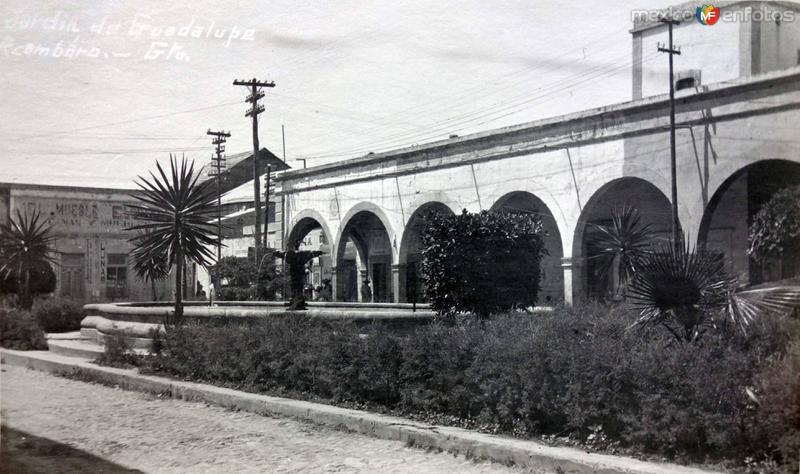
{"left": 1, "top": 0, "right": 668, "bottom": 188}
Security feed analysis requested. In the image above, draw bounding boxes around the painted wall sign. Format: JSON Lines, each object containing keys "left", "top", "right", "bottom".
{"left": 12, "top": 196, "right": 140, "bottom": 233}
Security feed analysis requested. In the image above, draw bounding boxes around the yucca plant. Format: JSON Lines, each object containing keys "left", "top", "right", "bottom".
{"left": 587, "top": 205, "right": 654, "bottom": 299}
{"left": 628, "top": 241, "right": 800, "bottom": 342}
{"left": 0, "top": 210, "right": 57, "bottom": 310}
{"left": 126, "top": 155, "right": 219, "bottom": 327}
{"left": 131, "top": 230, "right": 170, "bottom": 301}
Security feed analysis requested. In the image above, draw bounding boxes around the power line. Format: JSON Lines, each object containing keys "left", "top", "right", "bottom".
{"left": 13, "top": 100, "right": 242, "bottom": 140}
{"left": 270, "top": 32, "right": 632, "bottom": 154}
{"left": 293, "top": 49, "right": 640, "bottom": 155}
{"left": 297, "top": 52, "right": 661, "bottom": 160}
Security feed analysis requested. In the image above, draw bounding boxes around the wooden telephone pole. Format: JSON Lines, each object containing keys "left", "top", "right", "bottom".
{"left": 207, "top": 129, "right": 231, "bottom": 293}
{"left": 232, "top": 78, "right": 275, "bottom": 267}
{"left": 658, "top": 18, "right": 682, "bottom": 251}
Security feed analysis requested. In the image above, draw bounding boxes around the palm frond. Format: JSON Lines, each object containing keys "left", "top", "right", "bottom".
{"left": 628, "top": 239, "right": 800, "bottom": 341}
{"left": 126, "top": 155, "right": 220, "bottom": 321}
{"left": 627, "top": 243, "right": 732, "bottom": 341}
{"left": 0, "top": 209, "right": 57, "bottom": 308}
{"left": 126, "top": 154, "right": 220, "bottom": 271}
{"left": 729, "top": 285, "right": 800, "bottom": 326}
{"left": 0, "top": 209, "right": 57, "bottom": 276}
{"left": 587, "top": 204, "right": 654, "bottom": 290}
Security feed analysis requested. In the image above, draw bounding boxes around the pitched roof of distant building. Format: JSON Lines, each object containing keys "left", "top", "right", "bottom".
{"left": 199, "top": 147, "right": 290, "bottom": 190}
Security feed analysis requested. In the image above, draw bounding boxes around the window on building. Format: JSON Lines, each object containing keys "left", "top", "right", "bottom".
{"left": 675, "top": 69, "right": 701, "bottom": 92}
{"left": 106, "top": 254, "right": 128, "bottom": 299}
{"left": 676, "top": 77, "right": 696, "bottom": 91}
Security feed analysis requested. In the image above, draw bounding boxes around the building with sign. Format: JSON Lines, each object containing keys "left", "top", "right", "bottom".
{"left": 1, "top": 146, "right": 290, "bottom": 304}
{"left": 0, "top": 182, "right": 180, "bottom": 302}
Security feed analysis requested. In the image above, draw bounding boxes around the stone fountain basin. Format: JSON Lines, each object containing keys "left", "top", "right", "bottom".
{"left": 81, "top": 301, "right": 437, "bottom": 349}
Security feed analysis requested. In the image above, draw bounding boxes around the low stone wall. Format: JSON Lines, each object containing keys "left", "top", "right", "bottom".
{"left": 81, "top": 301, "right": 437, "bottom": 349}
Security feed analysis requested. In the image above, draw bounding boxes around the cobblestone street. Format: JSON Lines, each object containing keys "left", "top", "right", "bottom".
{"left": 1, "top": 365, "right": 530, "bottom": 473}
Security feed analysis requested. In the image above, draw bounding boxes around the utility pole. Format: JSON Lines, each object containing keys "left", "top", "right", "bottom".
{"left": 281, "top": 124, "right": 286, "bottom": 162}
{"left": 658, "top": 18, "right": 682, "bottom": 252}
{"left": 264, "top": 163, "right": 272, "bottom": 242}
{"left": 207, "top": 129, "right": 231, "bottom": 295}
{"left": 233, "top": 78, "right": 275, "bottom": 267}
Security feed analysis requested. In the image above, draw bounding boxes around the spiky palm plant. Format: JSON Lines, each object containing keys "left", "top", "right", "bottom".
{"left": 0, "top": 210, "right": 57, "bottom": 310}
{"left": 628, "top": 242, "right": 800, "bottom": 342}
{"left": 131, "top": 230, "right": 170, "bottom": 301}
{"left": 126, "top": 155, "right": 218, "bottom": 327}
{"left": 588, "top": 205, "right": 654, "bottom": 299}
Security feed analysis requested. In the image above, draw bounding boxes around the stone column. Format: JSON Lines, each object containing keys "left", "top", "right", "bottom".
{"left": 391, "top": 264, "right": 404, "bottom": 303}
{"left": 561, "top": 257, "right": 582, "bottom": 306}
{"left": 330, "top": 266, "right": 338, "bottom": 302}
{"left": 358, "top": 269, "right": 368, "bottom": 302}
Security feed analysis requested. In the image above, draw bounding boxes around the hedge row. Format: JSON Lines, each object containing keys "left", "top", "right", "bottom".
{"left": 136, "top": 305, "right": 799, "bottom": 469}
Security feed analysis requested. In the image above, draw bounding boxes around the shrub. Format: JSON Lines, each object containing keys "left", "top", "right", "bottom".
{"left": 139, "top": 305, "right": 797, "bottom": 468}
{"left": 0, "top": 308, "right": 48, "bottom": 350}
{"left": 32, "top": 299, "right": 85, "bottom": 333}
{"left": 96, "top": 334, "right": 139, "bottom": 368}
{"left": 209, "top": 253, "right": 284, "bottom": 301}
{"left": 421, "top": 209, "right": 546, "bottom": 317}
{"left": 748, "top": 184, "right": 800, "bottom": 261}
{"left": 758, "top": 340, "right": 800, "bottom": 469}
{"left": 216, "top": 286, "right": 254, "bottom": 301}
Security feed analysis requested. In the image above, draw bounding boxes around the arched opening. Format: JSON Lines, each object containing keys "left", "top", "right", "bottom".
{"left": 398, "top": 202, "right": 454, "bottom": 303}
{"left": 336, "top": 210, "right": 394, "bottom": 302}
{"left": 699, "top": 159, "right": 800, "bottom": 285}
{"left": 490, "top": 192, "right": 564, "bottom": 305}
{"left": 286, "top": 214, "right": 334, "bottom": 301}
{"left": 573, "top": 178, "right": 672, "bottom": 301}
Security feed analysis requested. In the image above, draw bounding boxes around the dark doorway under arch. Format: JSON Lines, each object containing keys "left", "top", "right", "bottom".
{"left": 286, "top": 216, "right": 333, "bottom": 301}
{"left": 336, "top": 210, "right": 394, "bottom": 302}
{"left": 699, "top": 159, "right": 800, "bottom": 285}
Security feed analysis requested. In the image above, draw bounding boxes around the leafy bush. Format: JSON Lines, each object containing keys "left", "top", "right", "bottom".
{"left": 215, "top": 286, "right": 254, "bottom": 301}
{"left": 0, "top": 262, "right": 57, "bottom": 300}
{"left": 139, "top": 305, "right": 797, "bottom": 467}
{"left": 758, "top": 340, "right": 800, "bottom": 469}
{"left": 209, "top": 253, "right": 284, "bottom": 301}
{"left": 96, "top": 334, "right": 139, "bottom": 368}
{"left": 421, "top": 209, "right": 546, "bottom": 317}
{"left": 0, "top": 308, "right": 48, "bottom": 350}
{"left": 32, "top": 299, "right": 85, "bottom": 333}
{"left": 748, "top": 184, "right": 800, "bottom": 261}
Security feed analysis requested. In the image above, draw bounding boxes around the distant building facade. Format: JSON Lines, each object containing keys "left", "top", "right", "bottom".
{"left": 0, "top": 183, "right": 177, "bottom": 302}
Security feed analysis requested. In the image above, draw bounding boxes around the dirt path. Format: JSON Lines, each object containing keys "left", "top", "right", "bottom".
{"left": 1, "top": 365, "right": 534, "bottom": 473}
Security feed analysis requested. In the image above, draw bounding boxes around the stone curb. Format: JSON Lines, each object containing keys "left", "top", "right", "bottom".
{"left": 1, "top": 348, "right": 722, "bottom": 474}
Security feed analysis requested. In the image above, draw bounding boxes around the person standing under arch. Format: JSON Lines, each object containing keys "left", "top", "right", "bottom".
{"left": 360, "top": 277, "right": 372, "bottom": 303}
